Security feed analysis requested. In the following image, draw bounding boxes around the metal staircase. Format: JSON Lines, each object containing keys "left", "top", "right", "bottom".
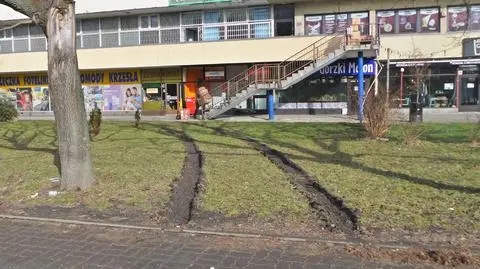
{"left": 206, "top": 30, "right": 379, "bottom": 119}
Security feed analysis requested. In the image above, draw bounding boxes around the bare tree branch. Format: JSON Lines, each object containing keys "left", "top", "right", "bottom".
{"left": 0, "top": 20, "right": 31, "bottom": 31}
{"left": 0, "top": 0, "right": 55, "bottom": 26}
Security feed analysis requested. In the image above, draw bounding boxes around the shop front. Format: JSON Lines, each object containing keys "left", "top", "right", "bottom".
{"left": 183, "top": 65, "right": 227, "bottom": 115}
{"left": 451, "top": 58, "right": 480, "bottom": 112}
{"left": 0, "top": 69, "right": 144, "bottom": 113}
{"left": 276, "top": 58, "right": 375, "bottom": 114}
{"left": 141, "top": 68, "right": 182, "bottom": 114}
{"left": 388, "top": 58, "right": 480, "bottom": 111}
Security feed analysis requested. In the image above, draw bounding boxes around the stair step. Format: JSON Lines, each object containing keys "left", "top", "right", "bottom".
{"left": 304, "top": 66, "right": 313, "bottom": 72}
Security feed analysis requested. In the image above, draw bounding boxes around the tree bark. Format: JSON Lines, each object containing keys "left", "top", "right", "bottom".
{"left": 0, "top": 0, "right": 94, "bottom": 190}
{"left": 46, "top": 2, "right": 94, "bottom": 190}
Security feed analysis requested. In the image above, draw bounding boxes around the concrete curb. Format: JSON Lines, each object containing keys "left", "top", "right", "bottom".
{"left": 0, "top": 214, "right": 415, "bottom": 250}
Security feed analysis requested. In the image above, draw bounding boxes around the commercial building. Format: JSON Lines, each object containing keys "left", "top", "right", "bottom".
{"left": 0, "top": 0, "right": 479, "bottom": 117}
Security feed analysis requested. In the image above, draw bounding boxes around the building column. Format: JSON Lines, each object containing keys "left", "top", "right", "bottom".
{"left": 357, "top": 51, "right": 364, "bottom": 121}
{"left": 267, "top": 89, "right": 275, "bottom": 121}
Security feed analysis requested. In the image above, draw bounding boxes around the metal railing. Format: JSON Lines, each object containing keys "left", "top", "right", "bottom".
{"left": 208, "top": 23, "right": 380, "bottom": 112}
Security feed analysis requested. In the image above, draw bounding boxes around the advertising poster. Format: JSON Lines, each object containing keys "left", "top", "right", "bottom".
{"left": 16, "top": 88, "right": 33, "bottom": 112}
{"left": 102, "top": 85, "right": 122, "bottom": 111}
{"left": 398, "top": 10, "right": 417, "bottom": 33}
{"left": 121, "top": 85, "right": 143, "bottom": 111}
{"left": 32, "top": 87, "right": 50, "bottom": 111}
{"left": 304, "top": 15, "right": 322, "bottom": 36}
{"left": 323, "top": 15, "right": 336, "bottom": 34}
{"left": 420, "top": 8, "right": 439, "bottom": 32}
{"left": 377, "top": 11, "right": 395, "bottom": 34}
{"left": 448, "top": 6, "right": 468, "bottom": 32}
{"left": 350, "top": 12, "right": 369, "bottom": 34}
{"left": 336, "top": 14, "right": 348, "bottom": 33}
{"left": 470, "top": 6, "right": 480, "bottom": 30}
{"left": 83, "top": 85, "right": 103, "bottom": 113}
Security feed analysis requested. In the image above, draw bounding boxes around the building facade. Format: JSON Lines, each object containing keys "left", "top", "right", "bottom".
{"left": 0, "top": 0, "right": 479, "bottom": 115}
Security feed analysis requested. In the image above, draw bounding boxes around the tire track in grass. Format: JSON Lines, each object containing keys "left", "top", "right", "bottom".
{"left": 199, "top": 123, "right": 359, "bottom": 235}
{"left": 160, "top": 127, "right": 203, "bottom": 226}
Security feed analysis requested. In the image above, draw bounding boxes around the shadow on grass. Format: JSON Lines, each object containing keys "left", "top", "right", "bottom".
{"left": 389, "top": 123, "right": 477, "bottom": 144}
{"left": 188, "top": 122, "right": 480, "bottom": 195}
{"left": 0, "top": 122, "right": 61, "bottom": 175}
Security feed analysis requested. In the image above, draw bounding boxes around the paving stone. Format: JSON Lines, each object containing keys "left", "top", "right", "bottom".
{"left": 0, "top": 219, "right": 428, "bottom": 269}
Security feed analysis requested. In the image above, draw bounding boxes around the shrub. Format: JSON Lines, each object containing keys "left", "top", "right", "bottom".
{"left": 0, "top": 98, "right": 18, "bottom": 122}
{"left": 363, "top": 88, "right": 391, "bottom": 139}
{"left": 88, "top": 105, "right": 102, "bottom": 137}
{"left": 135, "top": 109, "right": 141, "bottom": 127}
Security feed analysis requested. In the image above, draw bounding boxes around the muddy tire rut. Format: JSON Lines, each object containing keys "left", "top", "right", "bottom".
{"left": 246, "top": 138, "right": 358, "bottom": 234}
{"left": 208, "top": 126, "right": 359, "bottom": 235}
{"left": 164, "top": 129, "right": 203, "bottom": 226}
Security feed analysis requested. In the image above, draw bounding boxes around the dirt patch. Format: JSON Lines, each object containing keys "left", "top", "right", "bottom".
{"left": 164, "top": 128, "right": 203, "bottom": 226}
{"left": 345, "top": 245, "right": 480, "bottom": 268}
{"left": 8, "top": 204, "right": 153, "bottom": 225}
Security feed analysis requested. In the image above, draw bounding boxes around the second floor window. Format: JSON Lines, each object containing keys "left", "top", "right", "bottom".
{"left": 377, "top": 7, "right": 440, "bottom": 34}
{"left": 304, "top": 11, "right": 369, "bottom": 36}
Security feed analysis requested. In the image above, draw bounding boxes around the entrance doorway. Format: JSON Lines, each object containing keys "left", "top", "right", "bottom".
{"left": 459, "top": 66, "right": 480, "bottom": 111}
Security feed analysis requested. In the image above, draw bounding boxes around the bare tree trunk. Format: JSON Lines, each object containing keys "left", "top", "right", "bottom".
{"left": 46, "top": 2, "right": 94, "bottom": 190}
{"left": 0, "top": 1, "right": 95, "bottom": 190}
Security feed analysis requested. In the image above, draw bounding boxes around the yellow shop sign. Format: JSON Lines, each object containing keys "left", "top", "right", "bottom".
{"left": 0, "top": 74, "right": 49, "bottom": 87}
{"left": 80, "top": 70, "right": 141, "bottom": 85}
{"left": 0, "top": 69, "right": 141, "bottom": 87}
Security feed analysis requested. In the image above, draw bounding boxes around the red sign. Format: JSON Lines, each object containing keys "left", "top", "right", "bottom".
{"left": 398, "top": 10, "right": 417, "bottom": 33}
{"left": 377, "top": 11, "right": 395, "bottom": 34}
{"left": 420, "top": 8, "right": 439, "bottom": 32}
{"left": 448, "top": 6, "right": 468, "bottom": 32}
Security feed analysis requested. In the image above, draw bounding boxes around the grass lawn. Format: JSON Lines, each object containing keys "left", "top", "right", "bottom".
{"left": 1, "top": 120, "right": 478, "bottom": 232}
{"left": 216, "top": 122, "right": 480, "bottom": 232}
{"left": 182, "top": 122, "right": 310, "bottom": 219}
{"left": 0, "top": 121, "right": 185, "bottom": 211}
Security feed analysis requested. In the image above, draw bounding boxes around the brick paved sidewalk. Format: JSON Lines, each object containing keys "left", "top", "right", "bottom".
{"left": 0, "top": 219, "right": 430, "bottom": 269}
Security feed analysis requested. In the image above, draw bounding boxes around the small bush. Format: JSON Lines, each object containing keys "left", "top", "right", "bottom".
{"left": 0, "top": 98, "right": 18, "bottom": 122}
{"left": 363, "top": 88, "right": 391, "bottom": 139}
{"left": 135, "top": 109, "right": 141, "bottom": 127}
{"left": 89, "top": 105, "right": 102, "bottom": 137}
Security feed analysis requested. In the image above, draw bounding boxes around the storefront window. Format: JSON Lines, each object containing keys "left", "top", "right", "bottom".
{"left": 385, "top": 64, "right": 457, "bottom": 108}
